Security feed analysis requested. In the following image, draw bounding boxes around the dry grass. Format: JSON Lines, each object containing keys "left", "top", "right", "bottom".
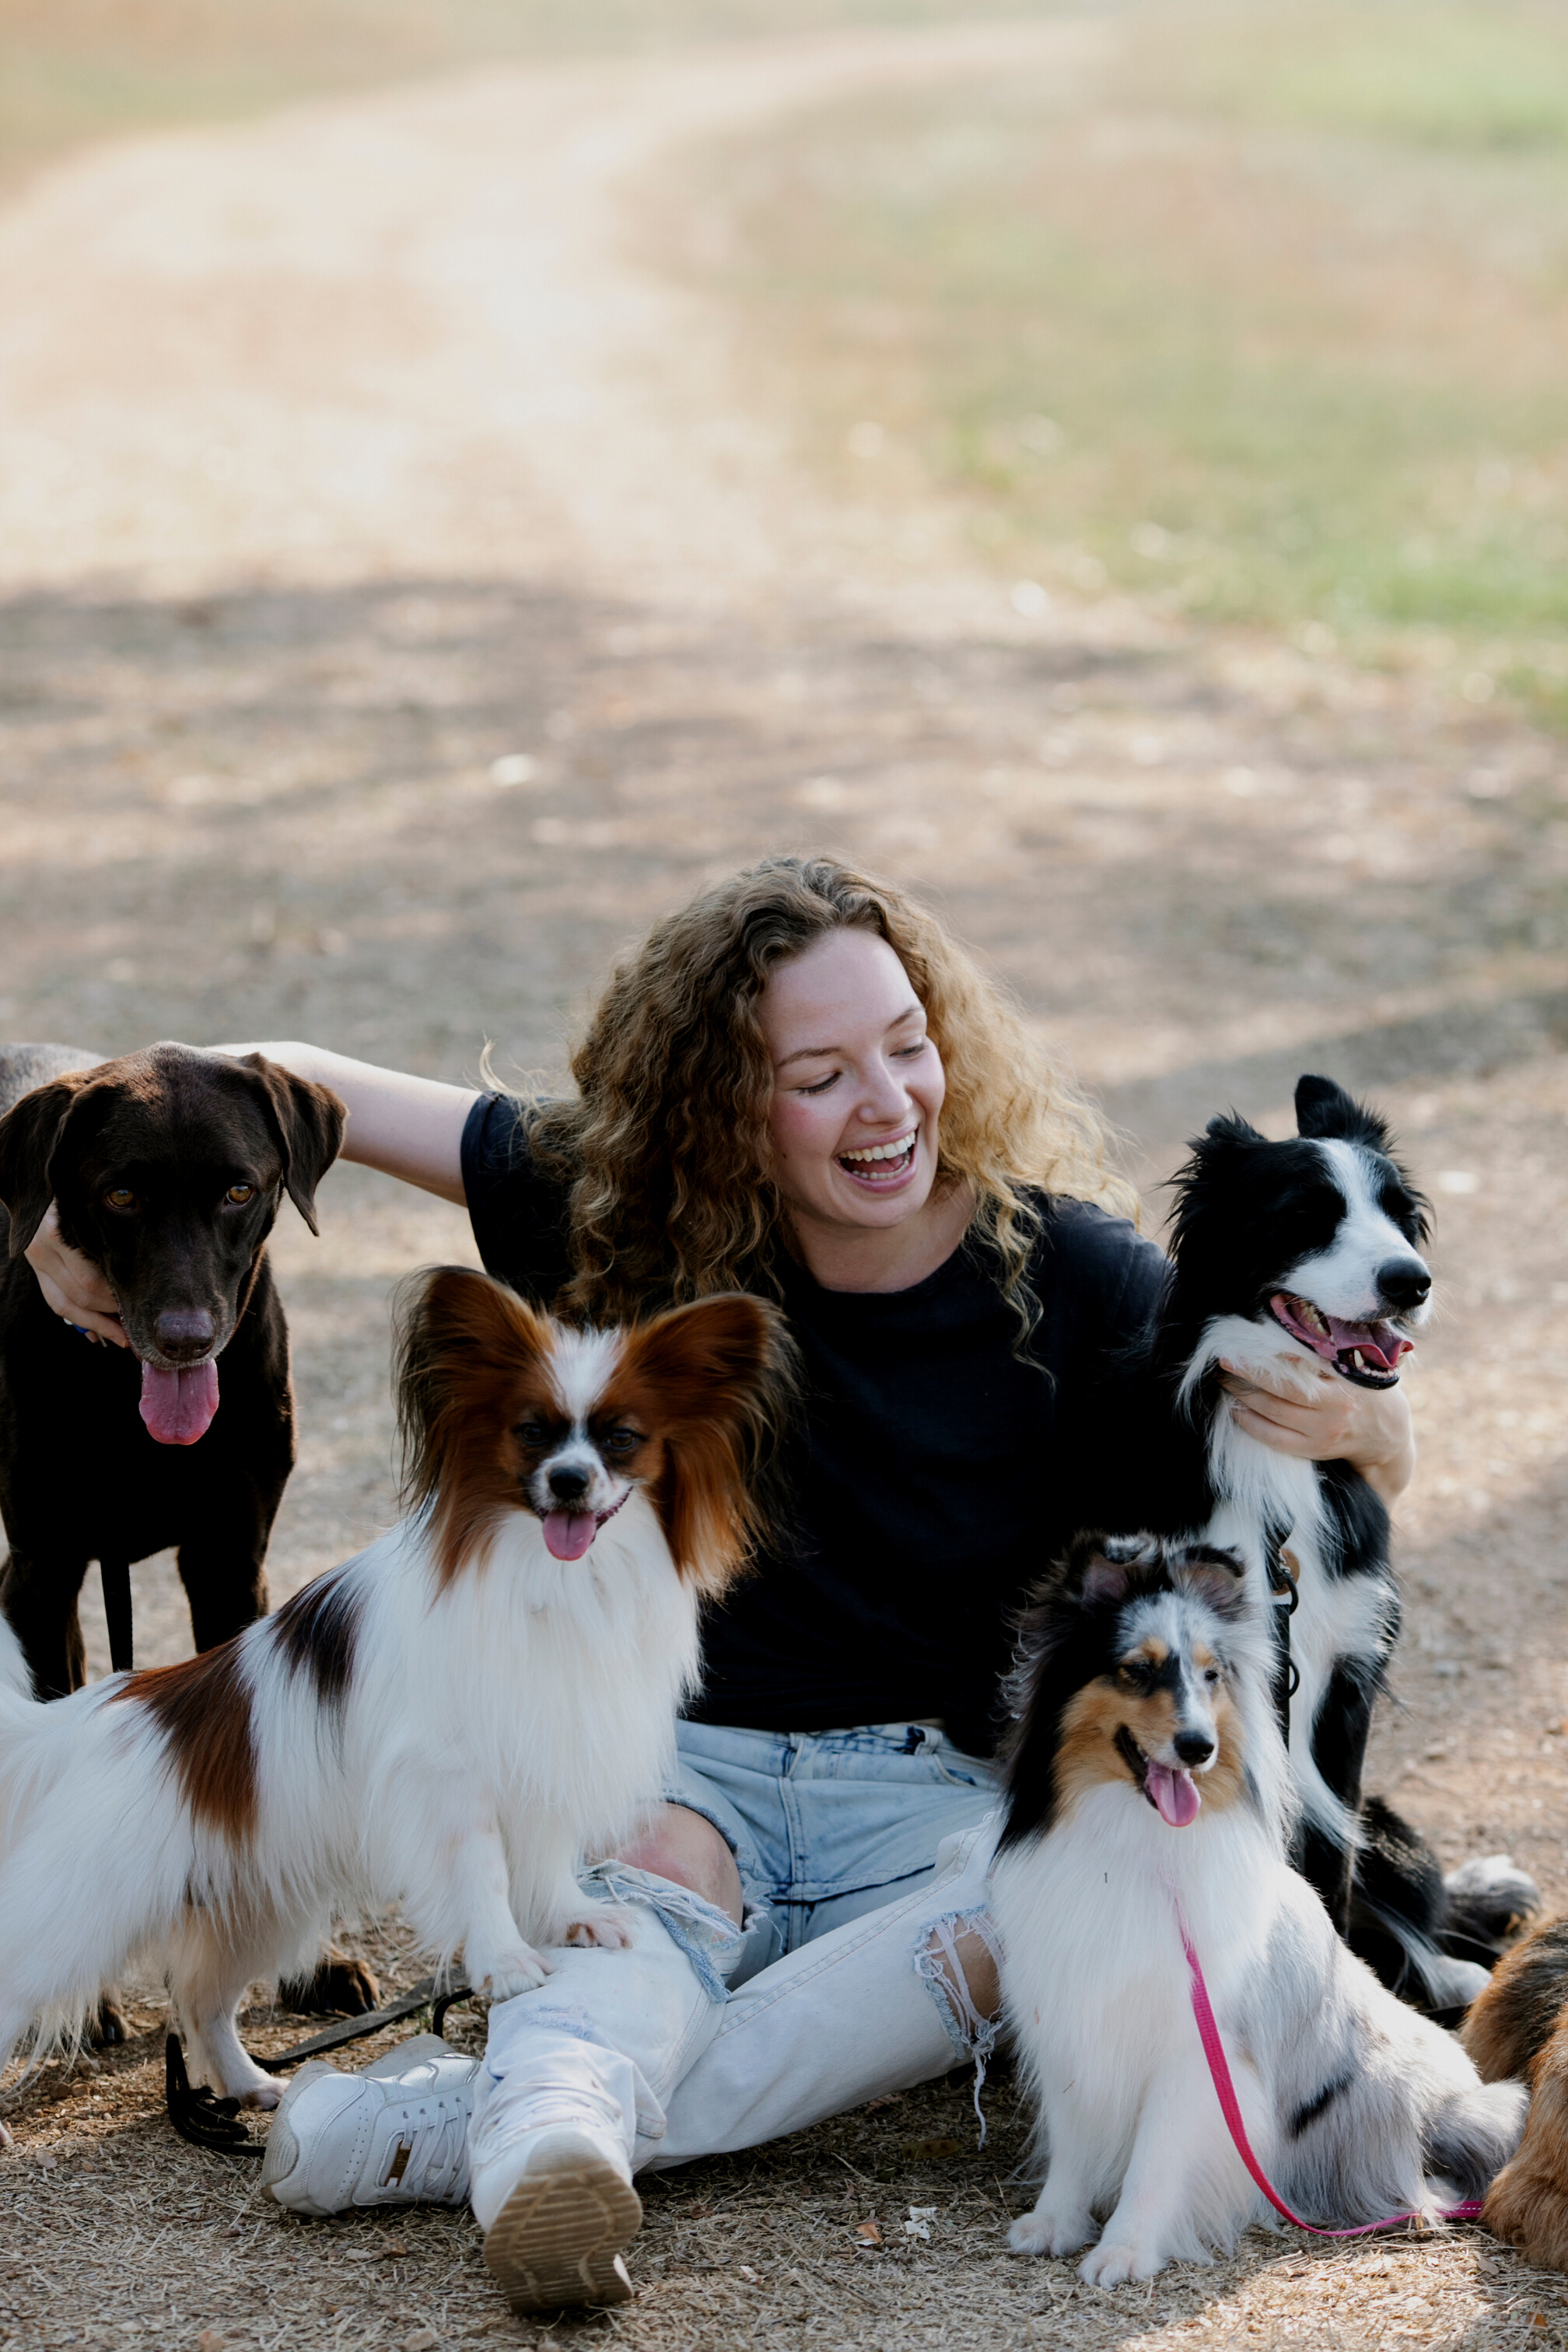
{"left": 3, "top": 16, "right": 1568, "bottom": 2348}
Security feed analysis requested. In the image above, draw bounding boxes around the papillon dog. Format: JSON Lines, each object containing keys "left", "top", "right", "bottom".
{"left": 0, "top": 1266, "right": 793, "bottom": 2109}
{"left": 1136, "top": 1072, "right": 1535, "bottom": 2008}
{"left": 992, "top": 1534, "right": 1527, "bottom": 2286}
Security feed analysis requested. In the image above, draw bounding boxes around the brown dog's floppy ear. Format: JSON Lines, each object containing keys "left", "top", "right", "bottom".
{"left": 0, "top": 1074, "right": 94, "bottom": 1258}
{"left": 238, "top": 1055, "right": 346, "bottom": 1234}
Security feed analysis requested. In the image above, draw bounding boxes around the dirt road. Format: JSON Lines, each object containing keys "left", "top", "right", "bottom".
{"left": 2, "top": 20, "right": 1568, "bottom": 2350}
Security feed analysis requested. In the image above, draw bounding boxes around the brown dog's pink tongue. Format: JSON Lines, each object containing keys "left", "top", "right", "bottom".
{"left": 543, "top": 1510, "right": 598, "bottom": 1562}
{"left": 139, "top": 1360, "right": 220, "bottom": 1446}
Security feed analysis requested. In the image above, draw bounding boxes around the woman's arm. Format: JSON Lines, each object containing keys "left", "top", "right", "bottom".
{"left": 1218, "top": 1358, "right": 1416, "bottom": 1510}
{"left": 22, "top": 1043, "right": 481, "bottom": 1346}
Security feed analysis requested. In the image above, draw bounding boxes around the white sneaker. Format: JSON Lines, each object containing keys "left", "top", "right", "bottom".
{"left": 480, "top": 2124, "right": 643, "bottom": 2313}
{"left": 261, "top": 2035, "right": 479, "bottom": 2216}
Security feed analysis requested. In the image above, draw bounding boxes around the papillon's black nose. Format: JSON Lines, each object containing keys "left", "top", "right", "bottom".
{"left": 1377, "top": 1258, "right": 1431, "bottom": 1311}
{"left": 1174, "top": 1730, "right": 1214, "bottom": 1767}
{"left": 548, "top": 1465, "right": 590, "bottom": 1502}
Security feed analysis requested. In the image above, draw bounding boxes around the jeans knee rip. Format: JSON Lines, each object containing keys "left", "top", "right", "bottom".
{"left": 585, "top": 1860, "right": 740, "bottom": 2002}
{"left": 914, "top": 1908, "right": 1001, "bottom": 2144}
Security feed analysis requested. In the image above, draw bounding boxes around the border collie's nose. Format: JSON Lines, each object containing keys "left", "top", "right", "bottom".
{"left": 548, "top": 1465, "right": 590, "bottom": 1503}
{"left": 155, "top": 1307, "right": 214, "bottom": 1356}
{"left": 1377, "top": 1258, "right": 1431, "bottom": 1311}
{"left": 1174, "top": 1730, "right": 1214, "bottom": 1767}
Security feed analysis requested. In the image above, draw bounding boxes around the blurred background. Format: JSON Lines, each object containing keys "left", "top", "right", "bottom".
{"left": 5, "top": 6, "right": 1568, "bottom": 2341}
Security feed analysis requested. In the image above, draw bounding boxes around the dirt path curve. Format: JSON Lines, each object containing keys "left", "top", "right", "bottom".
{"left": 0, "top": 19, "right": 1113, "bottom": 613}
{"left": 4, "top": 23, "right": 1568, "bottom": 2350}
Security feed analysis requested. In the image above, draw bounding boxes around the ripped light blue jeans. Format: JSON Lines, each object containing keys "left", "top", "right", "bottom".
{"left": 468, "top": 1723, "right": 1001, "bottom": 2208}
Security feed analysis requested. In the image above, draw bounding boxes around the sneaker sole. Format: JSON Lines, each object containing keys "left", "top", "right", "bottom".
{"left": 483, "top": 2147, "right": 643, "bottom": 2312}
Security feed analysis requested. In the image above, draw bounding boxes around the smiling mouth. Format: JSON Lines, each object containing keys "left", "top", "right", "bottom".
{"left": 1269, "top": 1290, "right": 1413, "bottom": 1389}
{"left": 837, "top": 1128, "right": 917, "bottom": 1184}
{"left": 1114, "top": 1725, "right": 1202, "bottom": 1828}
{"left": 536, "top": 1489, "right": 629, "bottom": 1562}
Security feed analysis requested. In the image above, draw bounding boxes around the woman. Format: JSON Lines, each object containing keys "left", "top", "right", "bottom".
{"left": 29, "top": 857, "right": 1413, "bottom": 2312}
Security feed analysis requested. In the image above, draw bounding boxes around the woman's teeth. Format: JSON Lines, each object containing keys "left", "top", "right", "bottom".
{"left": 839, "top": 1130, "right": 915, "bottom": 1169}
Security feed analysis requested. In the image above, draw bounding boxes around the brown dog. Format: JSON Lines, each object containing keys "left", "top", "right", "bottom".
{"left": 1462, "top": 1916, "right": 1568, "bottom": 2265}
{"left": 0, "top": 1040, "right": 374, "bottom": 2019}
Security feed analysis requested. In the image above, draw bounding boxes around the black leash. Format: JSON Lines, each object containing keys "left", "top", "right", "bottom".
{"left": 164, "top": 1976, "right": 474, "bottom": 2157}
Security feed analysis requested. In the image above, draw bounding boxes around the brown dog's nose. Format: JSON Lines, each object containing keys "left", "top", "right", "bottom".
{"left": 155, "top": 1308, "right": 215, "bottom": 1357}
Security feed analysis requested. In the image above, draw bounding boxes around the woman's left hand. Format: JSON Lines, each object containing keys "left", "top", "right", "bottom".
{"left": 1218, "top": 1357, "right": 1416, "bottom": 1509}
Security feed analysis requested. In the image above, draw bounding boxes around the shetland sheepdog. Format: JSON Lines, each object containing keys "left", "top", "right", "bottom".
{"left": 991, "top": 1534, "right": 1526, "bottom": 2286}
{"left": 0, "top": 1267, "right": 791, "bottom": 2109}
{"left": 1136, "top": 1072, "right": 1535, "bottom": 2008}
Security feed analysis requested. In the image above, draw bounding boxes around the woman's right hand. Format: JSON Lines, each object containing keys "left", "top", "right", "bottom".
{"left": 24, "top": 1204, "right": 129, "bottom": 1346}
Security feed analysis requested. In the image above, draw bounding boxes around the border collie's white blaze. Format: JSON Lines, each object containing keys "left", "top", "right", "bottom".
{"left": 0, "top": 1269, "right": 792, "bottom": 2108}
{"left": 993, "top": 1535, "right": 1526, "bottom": 2287}
{"left": 1155, "top": 1073, "right": 1533, "bottom": 2011}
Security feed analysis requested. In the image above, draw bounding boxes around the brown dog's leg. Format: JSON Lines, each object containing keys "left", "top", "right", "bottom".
{"left": 1483, "top": 2007, "right": 1568, "bottom": 2270}
{"left": 278, "top": 1954, "right": 380, "bottom": 2017}
{"left": 0, "top": 1549, "right": 91, "bottom": 1699}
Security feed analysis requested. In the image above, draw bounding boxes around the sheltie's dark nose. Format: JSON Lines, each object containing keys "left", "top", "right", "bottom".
{"left": 548, "top": 1464, "right": 590, "bottom": 1502}
{"left": 1377, "top": 1258, "right": 1431, "bottom": 1311}
{"left": 1174, "top": 1729, "right": 1214, "bottom": 1767}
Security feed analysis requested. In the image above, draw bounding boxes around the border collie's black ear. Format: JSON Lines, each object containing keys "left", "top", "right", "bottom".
{"left": 239, "top": 1055, "right": 346, "bottom": 1234}
{"left": 1172, "top": 1544, "right": 1248, "bottom": 1619}
{"left": 1295, "top": 1073, "right": 1391, "bottom": 1153}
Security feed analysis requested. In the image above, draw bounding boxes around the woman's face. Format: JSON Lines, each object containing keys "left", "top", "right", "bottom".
{"left": 759, "top": 928, "right": 947, "bottom": 1235}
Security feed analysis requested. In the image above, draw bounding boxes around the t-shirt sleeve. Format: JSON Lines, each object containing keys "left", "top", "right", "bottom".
{"left": 460, "top": 1094, "right": 575, "bottom": 1306}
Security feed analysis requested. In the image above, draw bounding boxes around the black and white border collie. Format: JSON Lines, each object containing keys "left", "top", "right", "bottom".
{"left": 0, "top": 1268, "right": 791, "bottom": 2109}
{"left": 992, "top": 1535, "right": 1526, "bottom": 2284}
{"left": 1141, "top": 1073, "right": 1535, "bottom": 2011}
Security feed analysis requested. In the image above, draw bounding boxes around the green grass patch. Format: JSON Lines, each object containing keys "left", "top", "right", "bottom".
{"left": 672, "top": 0, "right": 1568, "bottom": 679}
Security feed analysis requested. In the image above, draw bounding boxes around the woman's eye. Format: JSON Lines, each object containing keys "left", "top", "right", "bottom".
{"left": 894, "top": 1039, "right": 928, "bottom": 1059}
{"left": 797, "top": 1071, "right": 838, "bottom": 1096}
{"left": 103, "top": 1187, "right": 136, "bottom": 1210}
{"left": 224, "top": 1183, "right": 255, "bottom": 1206}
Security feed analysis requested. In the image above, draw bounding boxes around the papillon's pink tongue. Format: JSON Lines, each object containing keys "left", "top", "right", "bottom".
{"left": 138, "top": 1360, "right": 219, "bottom": 1446}
{"left": 543, "top": 1510, "right": 598, "bottom": 1562}
{"left": 1146, "top": 1762, "right": 1201, "bottom": 1828}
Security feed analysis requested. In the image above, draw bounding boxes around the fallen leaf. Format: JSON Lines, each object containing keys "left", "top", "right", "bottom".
{"left": 855, "top": 2221, "right": 883, "bottom": 2247}
{"left": 198, "top": 2334, "right": 227, "bottom": 2352}
{"left": 381, "top": 2238, "right": 410, "bottom": 2259}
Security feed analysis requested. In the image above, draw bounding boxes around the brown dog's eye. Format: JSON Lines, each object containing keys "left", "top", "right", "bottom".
{"left": 603, "top": 1426, "right": 642, "bottom": 1458}
{"left": 515, "top": 1421, "right": 547, "bottom": 1446}
{"left": 224, "top": 1184, "right": 255, "bottom": 1206}
{"left": 103, "top": 1187, "right": 136, "bottom": 1211}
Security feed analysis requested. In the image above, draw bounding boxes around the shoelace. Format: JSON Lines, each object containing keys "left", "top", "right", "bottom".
{"left": 378, "top": 2098, "right": 472, "bottom": 2201}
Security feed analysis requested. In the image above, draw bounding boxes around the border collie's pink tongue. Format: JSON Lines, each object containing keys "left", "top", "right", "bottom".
{"left": 543, "top": 1510, "right": 598, "bottom": 1562}
{"left": 138, "top": 1360, "right": 219, "bottom": 1446}
{"left": 1271, "top": 1293, "right": 1412, "bottom": 1375}
{"left": 1145, "top": 1761, "right": 1201, "bottom": 1828}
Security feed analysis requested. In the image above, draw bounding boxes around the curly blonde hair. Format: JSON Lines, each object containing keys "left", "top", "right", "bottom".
{"left": 526, "top": 855, "right": 1137, "bottom": 1339}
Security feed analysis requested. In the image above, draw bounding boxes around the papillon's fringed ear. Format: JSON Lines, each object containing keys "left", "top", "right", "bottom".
{"left": 1294, "top": 1071, "right": 1392, "bottom": 1154}
{"left": 393, "top": 1266, "right": 555, "bottom": 1580}
{"left": 620, "top": 1292, "right": 800, "bottom": 1595}
{"left": 1172, "top": 1544, "right": 1248, "bottom": 1619}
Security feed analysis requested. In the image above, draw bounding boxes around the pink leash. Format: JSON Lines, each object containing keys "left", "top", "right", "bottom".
{"left": 1173, "top": 1895, "right": 1482, "bottom": 2235}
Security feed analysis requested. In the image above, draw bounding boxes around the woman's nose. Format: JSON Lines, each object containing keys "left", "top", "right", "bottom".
{"left": 857, "top": 1057, "right": 912, "bottom": 1124}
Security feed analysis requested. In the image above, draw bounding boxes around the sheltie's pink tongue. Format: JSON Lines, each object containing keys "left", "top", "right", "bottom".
{"left": 543, "top": 1510, "right": 598, "bottom": 1562}
{"left": 1146, "top": 1762, "right": 1202, "bottom": 1829}
{"left": 138, "top": 1360, "right": 220, "bottom": 1446}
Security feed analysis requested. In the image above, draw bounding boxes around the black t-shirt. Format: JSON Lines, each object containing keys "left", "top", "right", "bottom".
{"left": 462, "top": 1094, "right": 1173, "bottom": 1755}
